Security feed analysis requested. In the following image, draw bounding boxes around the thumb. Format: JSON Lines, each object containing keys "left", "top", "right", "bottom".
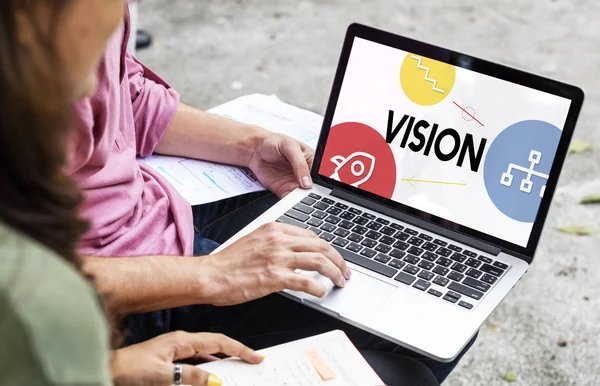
{"left": 181, "top": 364, "right": 222, "bottom": 386}
{"left": 280, "top": 138, "right": 312, "bottom": 189}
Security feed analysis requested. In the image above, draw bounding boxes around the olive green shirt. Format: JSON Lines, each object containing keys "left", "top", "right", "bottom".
{"left": 0, "top": 222, "right": 112, "bottom": 386}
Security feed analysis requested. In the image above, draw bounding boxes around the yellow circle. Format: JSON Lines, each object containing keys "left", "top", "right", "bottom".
{"left": 400, "top": 53, "right": 456, "bottom": 106}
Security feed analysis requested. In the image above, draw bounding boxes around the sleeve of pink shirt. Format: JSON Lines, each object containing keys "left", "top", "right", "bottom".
{"left": 126, "top": 52, "right": 180, "bottom": 157}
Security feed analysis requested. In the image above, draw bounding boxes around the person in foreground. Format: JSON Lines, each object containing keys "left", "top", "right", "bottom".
{"left": 0, "top": 1, "right": 264, "bottom": 385}
{"left": 66, "top": 2, "right": 472, "bottom": 385}
{"left": 0, "top": 1, "right": 440, "bottom": 385}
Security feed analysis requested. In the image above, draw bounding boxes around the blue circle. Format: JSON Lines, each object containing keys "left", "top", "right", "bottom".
{"left": 483, "top": 120, "right": 561, "bottom": 223}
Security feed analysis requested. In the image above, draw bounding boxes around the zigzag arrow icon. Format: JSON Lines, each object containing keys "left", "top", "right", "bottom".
{"left": 411, "top": 55, "right": 445, "bottom": 94}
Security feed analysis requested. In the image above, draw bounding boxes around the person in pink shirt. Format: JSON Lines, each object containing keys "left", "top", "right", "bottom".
{"left": 72, "top": 6, "right": 347, "bottom": 311}
{"left": 74, "top": 6, "right": 472, "bottom": 385}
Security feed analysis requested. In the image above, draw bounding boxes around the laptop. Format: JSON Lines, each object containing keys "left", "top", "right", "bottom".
{"left": 213, "top": 23, "right": 584, "bottom": 362}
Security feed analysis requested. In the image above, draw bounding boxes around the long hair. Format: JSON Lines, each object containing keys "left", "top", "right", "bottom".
{"left": 0, "top": 0, "right": 89, "bottom": 265}
{"left": 0, "top": 1, "right": 123, "bottom": 347}
{"left": 0, "top": 0, "right": 124, "bottom": 348}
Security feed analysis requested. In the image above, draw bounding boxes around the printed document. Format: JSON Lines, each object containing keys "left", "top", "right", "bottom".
{"left": 198, "top": 330, "right": 384, "bottom": 386}
{"left": 140, "top": 94, "right": 323, "bottom": 205}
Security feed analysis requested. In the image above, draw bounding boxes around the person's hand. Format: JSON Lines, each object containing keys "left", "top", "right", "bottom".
{"left": 247, "top": 133, "right": 315, "bottom": 198}
{"left": 111, "top": 331, "right": 264, "bottom": 386}
{"left": 200, "top": 222, "right": 352, "bottom": 306}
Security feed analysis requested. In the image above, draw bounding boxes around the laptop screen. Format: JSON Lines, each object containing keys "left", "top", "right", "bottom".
{"left": 318, "top": 37, "right": 572, "bottom": 247}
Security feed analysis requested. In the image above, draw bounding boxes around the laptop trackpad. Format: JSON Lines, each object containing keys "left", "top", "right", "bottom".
{"left": 299, "top": 270, "right": 397, "bottom": 320}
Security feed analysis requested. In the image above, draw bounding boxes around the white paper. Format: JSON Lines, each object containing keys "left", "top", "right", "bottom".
{"left": 209, "top": 94, "right": 322, "bottom": 147}
{"left": 139, "top": 94, "right": 323, "bottom": 205}
{"left": 198, "top": 330, "right": 384, "bottom": 386}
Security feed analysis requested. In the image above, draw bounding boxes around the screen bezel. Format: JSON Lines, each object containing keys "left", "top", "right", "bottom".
{"left": 311, "top": 23, "right": 584, "bottom": 261}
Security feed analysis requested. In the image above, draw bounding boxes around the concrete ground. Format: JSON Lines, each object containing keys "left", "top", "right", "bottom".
{"left": 138, "top": 1, "right": 600, "bottom": 384}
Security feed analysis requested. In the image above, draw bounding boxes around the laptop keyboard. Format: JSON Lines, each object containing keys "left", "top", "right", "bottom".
{"left": 277, "top": 193, "right": 511, "bottom": 310}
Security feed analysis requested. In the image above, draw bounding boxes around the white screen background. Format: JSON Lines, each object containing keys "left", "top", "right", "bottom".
{"left": 330, "top": 37, "right": 571, "bottom": 247}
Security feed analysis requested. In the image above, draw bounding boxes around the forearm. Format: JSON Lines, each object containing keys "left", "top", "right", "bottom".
{"left": 154, "top": 102, "right": 268, "bottom": 166}
{"left": 82, "top": 254, "right": 214, "bottom": 316}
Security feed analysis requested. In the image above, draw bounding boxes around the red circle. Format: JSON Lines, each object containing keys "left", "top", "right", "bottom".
{"left": 319, "top": 122, "right": 397, "bottom": 199}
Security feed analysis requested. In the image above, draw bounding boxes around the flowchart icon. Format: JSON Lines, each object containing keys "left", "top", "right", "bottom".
{"left": 500, "top": 150, "right": 548, "bottom": 198}
{"left": 484, "top": 120, "right": 560, "bottom": 223}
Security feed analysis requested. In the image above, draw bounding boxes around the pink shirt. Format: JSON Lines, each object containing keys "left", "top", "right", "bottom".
{"left": 68, "top": 19, "right": 194, "bottom": 257}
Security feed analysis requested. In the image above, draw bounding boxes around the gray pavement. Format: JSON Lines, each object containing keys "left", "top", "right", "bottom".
{"left": 138, "top": 1, "right": 600, "bottom": 384}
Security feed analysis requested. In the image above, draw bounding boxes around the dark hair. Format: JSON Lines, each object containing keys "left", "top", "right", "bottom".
{"left": 0, "top": 0, "right": 124, "bottom": 348}
{"left": 0, "top": 1, "right": 88, "bottom": 265}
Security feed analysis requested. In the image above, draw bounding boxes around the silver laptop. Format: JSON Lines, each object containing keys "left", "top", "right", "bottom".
{"left": 214, "top": 24, "right": 584, "bottom": 362}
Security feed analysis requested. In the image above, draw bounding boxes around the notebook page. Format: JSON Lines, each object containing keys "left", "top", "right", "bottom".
{"left": 198, "top": 330, "right": 384, "bottom": 386}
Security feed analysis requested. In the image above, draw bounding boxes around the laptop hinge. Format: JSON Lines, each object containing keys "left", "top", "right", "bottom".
{"left": 331, "top": 189, "right": 502, "bottom": 256}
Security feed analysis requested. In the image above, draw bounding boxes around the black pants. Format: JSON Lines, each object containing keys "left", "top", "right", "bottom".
{"left": 126, "top": 191, "right": 476, "bottom": 385}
